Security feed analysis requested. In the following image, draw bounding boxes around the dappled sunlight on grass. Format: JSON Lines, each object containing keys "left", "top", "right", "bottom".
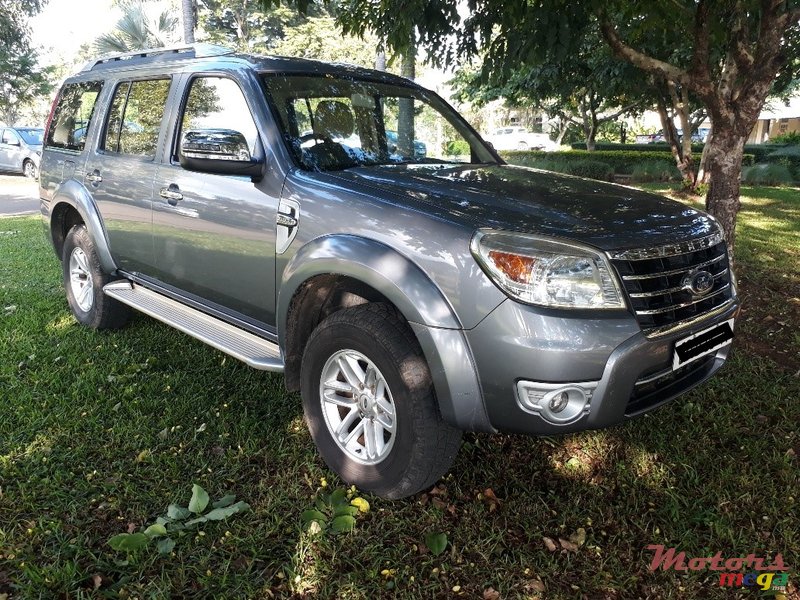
{"left": 46, "top": 313, "right": 77, "bottom": 332}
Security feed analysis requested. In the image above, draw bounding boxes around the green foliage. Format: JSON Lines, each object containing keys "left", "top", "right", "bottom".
{"left": 768, "top": 131, "right": 800, "bottom": 145}
{"left": 0, "top": 0, "right": 53, "bottom": 125}
{"left": 630, "top": 160, "right": 681, "bottom": 183}
{"left": 107, "top": 484, "right": 250, "bottom": 557}
{"left": 764, "top": 145, "right": 800, "bottom": 174}
{"left": 562, "top": 159, "right": 615, "bottom": 181}
{"left": 94, "top": 0, "right": 179, "bottom": 53}
{"left": 741, "top": 163, "right": 797, "bottom": 186}
{"left": 301, "top": 487, "right": 369, "bottom": 535}
{"left": 444, "top": 139, "right": 470, "bottom": 156}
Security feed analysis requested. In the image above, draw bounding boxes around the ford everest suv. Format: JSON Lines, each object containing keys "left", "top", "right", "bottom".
{"left": 40, "top": 45, "right": 738, "bottom": 499}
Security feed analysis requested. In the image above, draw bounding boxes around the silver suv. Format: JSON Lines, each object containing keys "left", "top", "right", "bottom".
{"left": 40, "top": 44, "right": 739, "bottom": 499}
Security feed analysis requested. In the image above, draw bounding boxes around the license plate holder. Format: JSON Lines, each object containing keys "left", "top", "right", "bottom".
{"left": 673, "top": 319, "right": 734, "bottom": 370}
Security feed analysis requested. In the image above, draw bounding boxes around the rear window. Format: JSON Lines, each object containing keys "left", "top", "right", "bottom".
{"left": 45, "top": 81, "right": 103, "bottom": 152}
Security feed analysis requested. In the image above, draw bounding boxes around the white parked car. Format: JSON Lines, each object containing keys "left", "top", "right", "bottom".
{"left": 486, "top": 127, "right": 556, "bottom": 151}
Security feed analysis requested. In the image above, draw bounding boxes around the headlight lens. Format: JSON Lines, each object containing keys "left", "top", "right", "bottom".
{"left": 471, "top": 230, "right": 625, "bottom": 309}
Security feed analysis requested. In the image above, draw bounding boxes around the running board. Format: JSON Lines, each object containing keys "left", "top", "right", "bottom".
{"left": 103, "top": 281, "right": 284, "bottom": 372}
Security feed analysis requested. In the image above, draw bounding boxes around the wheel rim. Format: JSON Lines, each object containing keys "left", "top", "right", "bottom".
{"left": 24, "top": 161, "right": 35, "bottom": 178}
{"left": 68, "top": 247, "right": 94, "bottom": 312}
{"left": 319, "top": 349, "right": 397, "bottom": 465}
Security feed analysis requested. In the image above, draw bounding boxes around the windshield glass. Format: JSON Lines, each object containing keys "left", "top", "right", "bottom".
{"left": 263, "top": 74, "right": 496, "bottom": 171}
{"left": 17, "top": 128, "right": 44, "bottom": 145}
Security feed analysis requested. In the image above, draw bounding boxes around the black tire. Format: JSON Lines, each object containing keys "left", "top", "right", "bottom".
{"left": 300, "top": 303, "right": 462, "bottom": 499}
{"left": 62, "top": 224, "right": 131, "bottom": 330}
{"left": 23, "top": 159, "right": 37, "bottom": 179}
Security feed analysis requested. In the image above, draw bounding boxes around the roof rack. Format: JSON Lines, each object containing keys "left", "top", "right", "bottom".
{"left": 80, "top": 43, "right": 234, "bottom": 72}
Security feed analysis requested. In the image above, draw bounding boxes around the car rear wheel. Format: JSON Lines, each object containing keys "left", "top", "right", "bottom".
{"left": 517, "top": 141, "right": 529, "bottom": 151}
{"left": 62, "top": 224, "right": 131, "bottom": 330}
{"left": 300, "top": 303, "right": 462, "bottom": 499}
{"left": 23, "top": 159, "right": 37, "bottom": 179}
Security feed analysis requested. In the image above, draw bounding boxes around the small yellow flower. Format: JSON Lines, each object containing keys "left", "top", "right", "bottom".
{"left": 350, "top": 497, "right": 370, "bottom": 513}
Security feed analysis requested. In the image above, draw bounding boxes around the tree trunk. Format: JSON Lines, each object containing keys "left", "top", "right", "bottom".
{"left": 657, "top": 84, "right": 696, "bottom": 188}
{"left": 696, "top": 124, "right": 711, "bottom": 185}
{"left": 397, "top": 32, "right": 416, "bottom": 157}
{"left": 703, "top": 128, "right": 745, "bottom": 259}
{"left": 375, "top": 48, "right": 386, "bottom": 71}
{"left": 182, "top": 0, "right": 195, "bottom": 44}
{"left": 554, "top": 119, "right": 570, "bottom": 145}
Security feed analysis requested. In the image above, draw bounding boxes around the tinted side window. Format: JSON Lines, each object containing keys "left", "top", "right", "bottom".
{"left": 45, "top": 81, "right": 103, "bottom": 151}
{"left": 179, "top": 77, "right": 258, "bottom": 157}
{"left": 103, "top": 79, "right": 171, "bottom": 158}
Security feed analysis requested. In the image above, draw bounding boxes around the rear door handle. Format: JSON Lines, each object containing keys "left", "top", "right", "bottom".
{"left": 159, "top": 184, "right": 183, "bottom": 206}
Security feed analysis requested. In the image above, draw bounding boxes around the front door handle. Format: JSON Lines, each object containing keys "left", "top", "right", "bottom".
{"left": 159, "top": 184, "right": 183, "bottom": 206}
{"left": 85, "top": 170, "right": 102, "bottom": 185}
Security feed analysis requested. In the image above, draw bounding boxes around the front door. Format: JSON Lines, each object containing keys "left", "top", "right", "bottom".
{"left": 84, "top": 78, "right": 173, "bottom": 273}
{"left": 151, "top": 74, "right": 278, "bottom": 326}
{"left": 0, "top": 129, "right": 22, "bottom": 171}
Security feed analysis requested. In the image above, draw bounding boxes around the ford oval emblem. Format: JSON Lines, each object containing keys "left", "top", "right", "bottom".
{"left": 683, "top": 270, "right": 715, "bottom": 295}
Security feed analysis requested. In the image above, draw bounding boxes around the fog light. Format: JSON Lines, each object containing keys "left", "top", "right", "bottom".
{"left": 516, "top": 380, "right": 598, "bottom": 425}
{"left": 550, "top": 391, "right": 569, "bottom": 413}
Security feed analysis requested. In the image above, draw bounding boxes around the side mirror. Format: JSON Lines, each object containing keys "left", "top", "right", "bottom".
{"left": 179, "top": 129, "right": 264, "bottom": 179}
{"left": 5, "top": 138, "right": 20, "bottom": 147}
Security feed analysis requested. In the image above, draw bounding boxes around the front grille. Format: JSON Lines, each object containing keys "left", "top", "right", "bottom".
{"left": 609, "top": 233, "right": 734, "bottom": 335}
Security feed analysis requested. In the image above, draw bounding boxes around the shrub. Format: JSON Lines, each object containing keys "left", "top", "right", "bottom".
{"left": 563, "top": 160, "right": 614, "bottom": 181}
{"left": 768, "top": 131, "right": 800, "bottom": 145}
{"left": 741, "top": 163, "right": 796, "bottom": 186}
{"left": 630, "top": 160, "right": 682, "bottom": 183}
{"left": 500, "top": 149, "right": 753, "bottom": 176}
{"left": 444, "top": 139, "right": 470, "bottom": 156}
{"left": 764, "top": 145, "right": 800, "bottom": 176}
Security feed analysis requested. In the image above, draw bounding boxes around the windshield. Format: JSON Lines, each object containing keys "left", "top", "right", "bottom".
{"left": 263, "top": 74, "right": 497, "bottom": 171}
{"left": 17, "top": 128, "right": 44, "bottom": 146}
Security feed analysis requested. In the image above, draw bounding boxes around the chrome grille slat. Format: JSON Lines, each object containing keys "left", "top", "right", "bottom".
{"left": 628, "top": 271, "right": 726, "bottom": 298}
{"left": 609, "top": 232, "right": 724, "bottom": 261}
{"left": 621, "top": 253, "right": 725, "bottom": 281}
{"left": 634, "top": 284, "right": 730, "bottom": 315}
{"left": 609, "top": 236, "right": 734, "bottom": 337}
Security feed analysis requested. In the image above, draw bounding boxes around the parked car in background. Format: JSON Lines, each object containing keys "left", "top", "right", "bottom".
{"left": 487, "top": 127, "right": 556, "bottom": 151}
{"left": 637, "top": 128, "right": 710, "bottom": 144}
{"left": 0, "top": 127, "right": 44, "bottom": 178}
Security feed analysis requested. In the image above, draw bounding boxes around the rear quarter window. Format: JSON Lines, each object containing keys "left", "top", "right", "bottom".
{"left": 45, "top": 81, "right": 104, "bottom": 152}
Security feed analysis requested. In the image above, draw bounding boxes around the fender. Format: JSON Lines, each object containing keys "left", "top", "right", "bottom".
{"left": 278, "top": 234, "right": 493, "bottom": 432}
{"left": 49, "top": 179, "right": 117, "bottom": 274}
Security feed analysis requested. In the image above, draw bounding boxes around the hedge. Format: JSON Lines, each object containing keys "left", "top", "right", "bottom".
{"left": 500, "top": 149, "right": 754, "bottom": 174}
{"left": 569, "top": 142, "right": 787, "bottom": 163}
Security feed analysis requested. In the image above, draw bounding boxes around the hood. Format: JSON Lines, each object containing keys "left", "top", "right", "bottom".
{"left": 325, "top": 164, "right": 717, "bottom": 252}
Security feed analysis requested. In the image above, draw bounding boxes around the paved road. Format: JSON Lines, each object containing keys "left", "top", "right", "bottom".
{"left": 0, "top": 174, "right": 39, "bottom": 216}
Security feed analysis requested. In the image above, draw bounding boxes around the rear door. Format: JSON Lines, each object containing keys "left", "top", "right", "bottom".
{"left": 84, "top": 77, "right": 173, "bottom": 273}
{"left": 151, "top": 73, "right": 279, "bottom": 326}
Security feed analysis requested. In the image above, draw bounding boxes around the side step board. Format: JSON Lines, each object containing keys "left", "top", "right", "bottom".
{"left": 103, "top": 281, "right": 284, "bottom": 372}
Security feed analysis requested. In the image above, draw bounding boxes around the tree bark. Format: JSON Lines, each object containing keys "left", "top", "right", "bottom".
{"left": 182, "top": 0, "right": 195, "bottom": 44}
{"left": 703, "top": 128, "right": 745, "bottom": 259}
{"left": 397, "top": 31, "right": 416, "bottom": 157}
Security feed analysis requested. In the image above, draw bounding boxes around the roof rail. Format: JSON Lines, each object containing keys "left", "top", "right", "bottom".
{"left": 80, "top": 43, "right": 234, "bottom": 72}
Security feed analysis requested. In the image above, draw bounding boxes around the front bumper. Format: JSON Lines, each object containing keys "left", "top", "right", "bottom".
{"left": 466, "top": 297, "right": 740, "bottom": 435}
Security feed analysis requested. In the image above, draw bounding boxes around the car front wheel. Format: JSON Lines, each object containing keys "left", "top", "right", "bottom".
{"left": 300, "top": 303, "right": 462, "bottom": 499}
{"left": 23, "top": 159, "right": 37, "bottom": 179}
{"left": 62, "top": 224, "right": 131, "bottom": 329}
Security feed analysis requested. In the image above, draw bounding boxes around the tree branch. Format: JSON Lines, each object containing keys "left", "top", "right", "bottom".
{"left": 730, "top": 1, "right": 755, "bottom": 74}
{"left": 689, "top": 0, "right": 712, "bottom": 82}
{"left": 598, "top": 17, "right": 692, "bottom": 87}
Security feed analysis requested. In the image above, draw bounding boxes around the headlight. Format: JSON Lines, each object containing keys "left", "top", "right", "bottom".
{"left": 471, "top": 230, "right": 625, "bottom": 309}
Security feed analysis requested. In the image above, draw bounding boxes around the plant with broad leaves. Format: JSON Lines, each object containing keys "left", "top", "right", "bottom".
{"left": 300, "top": 488, "right": 370, "bottom": 535}
{"left": 108, "top": 484, "right": 249, "bottom": 557}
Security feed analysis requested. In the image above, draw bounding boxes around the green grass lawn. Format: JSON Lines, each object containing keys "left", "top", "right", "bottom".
{"left": 1, "top": 186, "right": 798, "bottom": 599}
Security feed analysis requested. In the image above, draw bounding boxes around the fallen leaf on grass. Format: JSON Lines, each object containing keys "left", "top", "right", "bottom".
{"left": 483, "top": 587, "right": 501, "bottom": 599}
{"left": 542, "top": 537, "right": 558, "bottom": 552}
{"left": 568, "top": 527, "right": 587, "bottom": 547}
{"left": 529, "top": 579, "right": 546, "bottom": 593}
{"left": 559, "top": 538, "right": 579, "bottom": 552}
